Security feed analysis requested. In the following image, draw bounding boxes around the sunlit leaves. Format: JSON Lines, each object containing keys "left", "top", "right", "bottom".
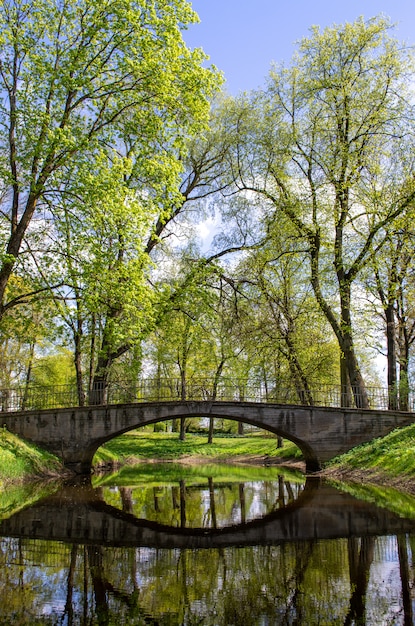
{"left": 0, "top": 0, "right": 221, "bottom": 318}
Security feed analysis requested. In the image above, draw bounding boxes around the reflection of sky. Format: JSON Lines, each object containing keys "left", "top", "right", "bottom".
{"left": 367, "top": 536, "right": 410, "bottom": 624}
{"left": 23, "top": 566, "right": 74, "bottom": 618}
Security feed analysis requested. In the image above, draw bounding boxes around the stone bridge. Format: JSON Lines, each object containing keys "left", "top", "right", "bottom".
{"left": 2, "top": 400, "right": 415, "bottom": 473}
{"left": 1, "top": 480, "right": 414, "bottom": 549}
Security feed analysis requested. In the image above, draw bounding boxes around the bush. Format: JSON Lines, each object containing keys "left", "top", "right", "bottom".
{"left": 153, "top": 422, "right": 167, "bottom": 433}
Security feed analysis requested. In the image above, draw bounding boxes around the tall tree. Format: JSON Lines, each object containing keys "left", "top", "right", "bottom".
{"left": 229, "top": 17, "right": 415, "bottom": 406}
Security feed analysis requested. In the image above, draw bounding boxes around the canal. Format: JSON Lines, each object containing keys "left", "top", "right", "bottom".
{"left": 0, "top": 463, "right": 414, "bottom": 624}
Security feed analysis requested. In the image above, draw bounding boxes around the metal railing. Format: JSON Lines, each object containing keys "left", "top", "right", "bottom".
{"left": 0, "top": 379, "right": 413, "bottom": 413}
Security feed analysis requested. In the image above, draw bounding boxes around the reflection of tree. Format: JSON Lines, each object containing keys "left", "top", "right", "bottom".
{"left": 0, "top": 532, "right": 412, "bottom": 624}
{"left": 180, "top": 480, "right": 187, "bottom": 528}
{"left": 208, "top": 477, "right": 217, "bottom": 529}
{"left": 345, "top": 537, "right": 375, "bottom": 625}
{"left": 87, "top": 546, "right": 109, "bottom": 625}
{"left": 280, "top": 541, "right": 316, "bottom": 624}
{"left": 86, "top": 545, "right": 146, "bottom": 624}
{"left": 119, "top": 487, "right": 133, "bottom": 514}
{"left": 62, "top": 544, "right": 78, "bottom": 626}
{"left": 275, "top": 474, "right": 299, "bottom": 509}
{"left": 239, "top": 484, "right": 246, "bottom": 524}
{"left": 397, "top": 534, "right": 414, "bottom": 626}
{"left": 103, "top": 474, "right": 305, "bottom": 528}
{"left": 153, "top": 486, "right": 161, "bottom": 513}
{"left": 3, "top": 475, "right": 414, "bottom": 623}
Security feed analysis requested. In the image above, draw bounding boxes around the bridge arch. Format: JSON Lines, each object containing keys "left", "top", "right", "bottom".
{"left": 2, "top": 400, "right": 415, "bottom": 474}
{"left": 89, "top": 408, "right": 314, "bottom": 473}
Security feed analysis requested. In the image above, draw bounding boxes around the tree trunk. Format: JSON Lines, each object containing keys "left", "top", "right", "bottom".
{"left": 385, "top": 303, "right": 398, "bottom": 409}
{"left": 89, "top": 372, "right": 109, "bottom": 406}
{"left": 21, "top": 341, "right": 36, "bottom": 411}
{"left": 340, "top": 286, "right": 369, "bottom": 409}
{"left": 310, "top": 233, "right": 369, "bottom": 408}
{"left": 399, "top": 342, "right": 410, "bottom": 412}
{"left": 74, "top": 328, "right": 86, "bottom": 407}
{"left": 208, "top": 417, "right": 214, "bottom": 444}
{"left": 285, "top": 333, "right": 314, "bottom": 405}
{"left": 179, "top": 368, "right": 187, "bottom": 441}
{"left": 208, "top": 358, "right": 225, "bottom": 444}
{"left": 340, "top": 352, "right": 352, "bottom": 408}
{"left": 179, "top": 417, "right": 186, "bottom": 441}
{"left": 0, "top": 192, "right": 39, "bottom": 318}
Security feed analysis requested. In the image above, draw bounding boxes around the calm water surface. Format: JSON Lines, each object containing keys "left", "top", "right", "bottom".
{"left": 0, "top": 463, "right": 415, "bottom": 625}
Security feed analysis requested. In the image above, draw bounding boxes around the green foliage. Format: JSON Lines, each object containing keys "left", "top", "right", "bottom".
{"left": 0, "top": 9, "right": 414, "bottom": 419}
{"left": 225, "top": 16, "right": 415, "bottom": 396}
{"left": 29, "top": 348, "right": 76, "bottom": 387}
{"left": 0, "top": 0, "right": 221, "bottom": 390}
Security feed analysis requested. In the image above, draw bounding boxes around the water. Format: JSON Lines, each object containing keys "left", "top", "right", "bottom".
{"left": 0, "top": 463, "right": 415, "bottom": 625}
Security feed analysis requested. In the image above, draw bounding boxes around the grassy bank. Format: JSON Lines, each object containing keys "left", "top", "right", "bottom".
{"left": 93, "top": 430, "right": 303, "bottom": 467}
{"left": 325, "top": 422, "right": 415, "bottom": 493}
{"left": 0, "top": 428, "right": 64, "bottom": 485}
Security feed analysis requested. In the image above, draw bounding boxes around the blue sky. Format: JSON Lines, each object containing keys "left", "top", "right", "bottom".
{"left": 184, "top": 0, "right": 415, "bottom": 93}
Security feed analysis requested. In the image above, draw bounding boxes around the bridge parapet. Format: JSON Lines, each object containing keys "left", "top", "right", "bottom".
{"left": 0, "top": 378, "right": 412, "bottom": 413}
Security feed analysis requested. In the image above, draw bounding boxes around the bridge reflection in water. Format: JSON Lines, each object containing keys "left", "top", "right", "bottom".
{"left": 1, "top": 478, "right": 414, "bottom": 548}
{"left": 1, "top": 477, "right": 415, "bottom": 624}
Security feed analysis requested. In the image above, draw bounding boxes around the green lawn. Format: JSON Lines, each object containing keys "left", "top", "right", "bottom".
{"left": 93, "top": 430, "right": 302, "bottom": 466}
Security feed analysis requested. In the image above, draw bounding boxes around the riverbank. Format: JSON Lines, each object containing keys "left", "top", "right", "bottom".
{"left": 0, "top": 428, "right": 66, "bottom": 486}
{"left": 321, "top": 422, "right": 415, "bottom": 495}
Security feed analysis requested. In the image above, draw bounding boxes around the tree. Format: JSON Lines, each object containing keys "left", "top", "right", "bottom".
{"left": 0, "top": 0, "right": 218, "bottom": 322}
{"left": 230, "top": 17, "right": 415, "bottom": 407}
{"left": 367, "top": 215, "right": 415, "bottom": 409}
{"left": 233, "top": 216, "right": 340, "bottom": 405}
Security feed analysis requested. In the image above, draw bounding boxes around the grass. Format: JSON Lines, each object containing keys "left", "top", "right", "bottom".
{"left": 93, "top": 430, "right": 303, "bottom": 467}
{"left": 0, "top": 427, "right": 64, "bottom": 485}
{"left": 327, "top": 422, "right": 415, "bottom": 479}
